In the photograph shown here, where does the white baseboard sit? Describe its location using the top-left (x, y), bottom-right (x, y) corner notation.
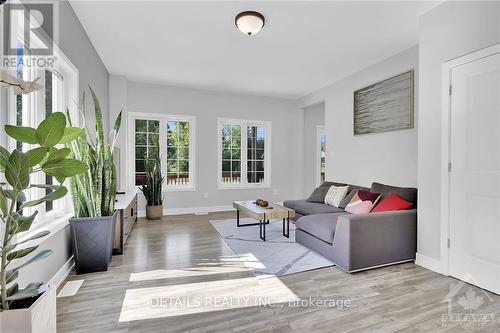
top-left (415, 252), bottom-right (444, 275)
top-left (47, 256), bottom-right (74, 290)
top-left (138, 205), bottom-right (235, 217)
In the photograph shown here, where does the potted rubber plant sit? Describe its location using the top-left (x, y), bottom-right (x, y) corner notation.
top-left (0, 112), bottom-right (88, 332)
top-left (66, 87), bottom-right (122, 274)
top-left (139, 135), bottom-right (164, 220)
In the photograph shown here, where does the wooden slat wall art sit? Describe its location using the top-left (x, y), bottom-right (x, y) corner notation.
top-left (353, 70), bottom-right (414, 135)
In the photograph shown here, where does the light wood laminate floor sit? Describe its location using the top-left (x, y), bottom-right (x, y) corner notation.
top-left (57, 212), bottom-right (500, 332)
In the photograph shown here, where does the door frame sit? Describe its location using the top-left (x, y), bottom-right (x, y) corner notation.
top-left (316, 125), bottom-right (326, 187)
top-left (440, 43), bottom-right (500, 275)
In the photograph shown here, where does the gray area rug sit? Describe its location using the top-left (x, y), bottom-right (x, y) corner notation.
top-left (210, 218), bottom-right (334, 276)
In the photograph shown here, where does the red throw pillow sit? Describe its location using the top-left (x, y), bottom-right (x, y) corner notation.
top-left (372, 193), bottom-right (413, 212)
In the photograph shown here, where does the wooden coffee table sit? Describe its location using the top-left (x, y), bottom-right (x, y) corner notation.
top-left (232, 201), bottom-right (295, 241)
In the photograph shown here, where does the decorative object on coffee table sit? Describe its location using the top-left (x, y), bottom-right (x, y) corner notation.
top-left (233, 201), bottom-right (295, 241)
top-left (259, 200), bottom-right (269, 207)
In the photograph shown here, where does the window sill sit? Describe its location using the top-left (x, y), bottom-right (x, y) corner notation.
top-left (165, 186), bottom-right (196, 192)
top-left (17, 213), bottom-right (73, 243)
top-left (136, 186), bottom-right (196, 193)
top-left (217, 185), bottom-right (271, 191)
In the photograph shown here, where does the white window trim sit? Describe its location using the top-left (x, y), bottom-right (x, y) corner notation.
top-left (3, 43), bottom-right (79, 236)
top-left (316, 125), bottom-right (326, 187)
top-left (37, 67), bottom-right (66, 220)
top-left (127, 112), bottom-right (196, 192)
top-left (217, 117), bottom-right (271, 190)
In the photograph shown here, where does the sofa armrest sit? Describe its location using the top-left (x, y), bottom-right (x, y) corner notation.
top-left (331, 209), bottom-right (417, 272)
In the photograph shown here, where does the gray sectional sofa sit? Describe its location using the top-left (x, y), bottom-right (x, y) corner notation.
top-left (284, 181), bottom-right (417, 273)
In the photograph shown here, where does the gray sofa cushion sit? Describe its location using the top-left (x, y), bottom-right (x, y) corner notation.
top-left (320, 181), bottom-right (348, 188)
top-left (295, 213), bottom-right (349, 244)
top-left (306, 187), bottom-right (330, 203)
top-left (283, 200), bottom-right (345, 216)
top-left (371, 182), bottom-right (418, 207)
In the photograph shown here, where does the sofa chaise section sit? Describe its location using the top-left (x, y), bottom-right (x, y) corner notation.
top-left (295, 212), bottom-right (348, 244)
top-left (295, 209), bottom-right (417, 272)
top-left (282, 200), bottom-right (345, 220)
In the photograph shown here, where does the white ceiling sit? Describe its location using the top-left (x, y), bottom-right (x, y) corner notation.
top-left (70, 1), bottom-right (439, 99)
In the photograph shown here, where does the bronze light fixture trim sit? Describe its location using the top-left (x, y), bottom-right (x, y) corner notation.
top-left (235, 11), bottom-right (265, 36)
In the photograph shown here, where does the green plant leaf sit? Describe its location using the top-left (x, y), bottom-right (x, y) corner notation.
top-left (42, 159), bottom-right (88, 180)
top-left (10, 211), bottom-right (38, 233)
top-left (89, 86), bottom-right (105, 145)
top-left (65, 88), bottom-right (122, 218)
top-left (109, 111), bottom-right (122, 151)
top-left (5, 150), bottom-right (30, 190)
top-left (0, 187), bottom-right (7, 217)
top-left (6, 282), bottom-right (44, 301)
top-left (7, 283), bottom-right (18, 297)
top-left (6, 250), bottom-right (52, 275)
top-left (65, 108), bottom-right (74, 127)
top-left (29, 184), bottom-right (60, 190)
top-left (4, 189), bottom-right (26, 203)
top-left (4, 125), bottom-right (38, 144)
top-left (25, 147), bottom-right (48, 167)
top-left (47, 148), bottom-right (71, 162)
top-left (59, 127), bottom-right (82, 144)
top-left (6, 270), bottom-right (19, 284)
top-left (20, 186), bottom-right (67, 209)
top-left (0, 146), bottom-right (10, 172)
top-left (10, 231), bottom-right (50, 249)
top-left (7, 246), bottom-right (38, 261)
top-left (35, 112), bottom-right (66, 147)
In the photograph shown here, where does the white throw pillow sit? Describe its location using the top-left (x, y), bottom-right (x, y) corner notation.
top-left (324, 185), bottom-right (349, 207)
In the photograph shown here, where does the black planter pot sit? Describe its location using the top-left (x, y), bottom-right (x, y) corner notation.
top-left (69, 212), bottom-right (116, 274)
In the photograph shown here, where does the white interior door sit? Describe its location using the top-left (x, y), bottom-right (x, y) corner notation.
top-left (449, 51), bottom-right (500, 294)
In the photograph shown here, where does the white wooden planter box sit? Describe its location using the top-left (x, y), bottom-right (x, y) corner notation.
top-left (0, 287), bottom-right (56, 333)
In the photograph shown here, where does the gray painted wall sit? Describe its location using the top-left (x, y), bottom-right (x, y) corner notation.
top-left (16, 1), bottom-right (110, 288)
top-left (417, 1), bottom-right (500, 262)
top-left (17, 226), bottom-right (72, 288)
top-left (113, 81), bottom-right (303, 211)
top-left (58, 1), bottom-right (110, 136)
top-left (302, 103), bottom-right (325, 197)
top-left (109, 75), bottom-right (128, 191)
top-left (298, 46), bottom-right (418, 189)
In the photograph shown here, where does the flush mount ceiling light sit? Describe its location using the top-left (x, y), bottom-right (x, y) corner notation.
top-left (235, 11), bottom-right (265, 36)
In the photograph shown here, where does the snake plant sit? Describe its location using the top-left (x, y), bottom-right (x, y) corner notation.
top-left (0, 113), bottom-right (88, 310)
top-left (66, 86), bottom-right (122, 218)
top-left (139, 135), bottom-right (164, 206)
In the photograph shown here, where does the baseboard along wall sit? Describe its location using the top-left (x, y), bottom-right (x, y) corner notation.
top-left (138, 205), bottom-right (236, 217)
top-left (415, 252), bottom-right (444, 275)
